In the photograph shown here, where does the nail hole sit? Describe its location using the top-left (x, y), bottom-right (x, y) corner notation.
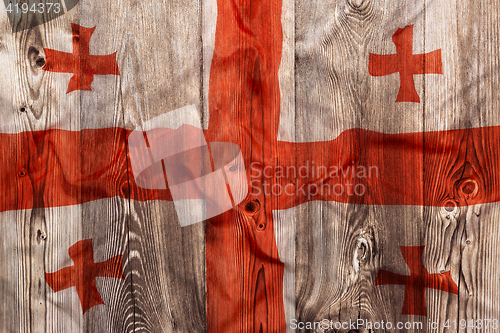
top-left (20, 107), bottom-right (26, 112)
top-left (256, 222), bottom-right (266, 231)
top-left (466, 240), bottom-right (471, 245)
top-left (18, 171), bottom-right (26, 177)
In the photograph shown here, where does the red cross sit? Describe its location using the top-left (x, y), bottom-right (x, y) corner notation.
top-left (203, 3), bottom-right (473, 330)
top-left (374, 246), bottom-right (458, 316)
top-left (42, 23), bottom-right (120, 94)
top-left (45, 239), bottom-right (125, 314)
top-left (15, 6), bottom-right (481, 332)
top-left (369, 25), bottom-right (443, 103)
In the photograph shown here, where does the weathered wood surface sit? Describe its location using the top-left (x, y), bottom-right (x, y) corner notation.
top-left (0, 0), bottom-right (499, 332)
top-left (0, 0), bottom-right (206, 332)
top-left (283, 0), bottom-right (500, 332)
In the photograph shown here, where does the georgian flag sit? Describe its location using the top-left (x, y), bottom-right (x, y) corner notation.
top-left (1, 0), bottom-right (499, 332)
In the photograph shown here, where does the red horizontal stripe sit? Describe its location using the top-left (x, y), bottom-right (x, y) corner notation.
top-left (0, 126), bottom-right (497, 214)
top-left (271, 126), bottom-right (495, 208)
top-left (0, 128), bottom-right (172, 213)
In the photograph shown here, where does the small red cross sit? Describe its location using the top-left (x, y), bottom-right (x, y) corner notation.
top-left (369, 25), bottom-right (443, 103)
top-left (375, 246), bottom-right (458, 316)
top-left (45, 239), bottom-right (125, 314)
top-left (43, 23), bottom-right (120, 94)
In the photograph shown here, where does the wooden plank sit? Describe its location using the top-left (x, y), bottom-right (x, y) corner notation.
top-left (0, 7), bottom-right (82, 333)
top-left (0, 0), bottom-right (207, 331)
top-left (422, 0), bottom-right (474, 329)
top-left (463, 0), bottom-right (500, 327)
top-left (205, 0), bottom-right (286, 330)
top-left (277, 0), bottom-right (295, 142)
top-left (126, 200), bottom-right (206, 332)
top-left (0, 211), bottom-right (27, 333)
top-left (289, 0), bottom-right (426, 330)
top-left (100, 0), bottom-right (207, 331)
top-left (285, 1), bottom-right (500, 333)
top-left (45, 199), bottom-right (130, 333)
top-left (424, 0), bottom-right (500, 330)
top-left (202, 0), bottom-right (217, 129)
top-left (114, 0), bottom-right (207, 331)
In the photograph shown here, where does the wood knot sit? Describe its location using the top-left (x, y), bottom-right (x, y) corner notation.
top-left (353, 229), bottom-right (375, 274)
top-left (244, 199), bottom-right (260, 215)
top-left (348, 0), bottom-right (364, 8)
top-left (345, 0), bottom-right (371, 14)
top-left (356, 239), bottom-right (368, 262)
top-left (28, 46), bottom-right (46, 70)
top-left (242, 198), bottom-right (264, 230)
top-left (37, 229), bottom-right (47, 241)
top-left (456, 178), bottom-right (479, 201)
top-left (120, 182), bottom-right (130, 197)
top-left (444, 199), bottom-right (458, 212)
top-left (450, 163), bottom-right (480, 202)
top-left (36, 57), bottom-right (46, 67)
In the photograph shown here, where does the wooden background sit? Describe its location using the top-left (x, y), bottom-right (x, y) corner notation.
top-left (0, 0), bottom-right (499, 332)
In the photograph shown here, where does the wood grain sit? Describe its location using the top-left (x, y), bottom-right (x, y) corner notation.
top-left (2, 0), bottom-right (500, 332)
top-left (116, 0), bottom-right (206, 331)
top-left (0, 0), bottom-right (207, 332)
top-left (284, 0), bottom-right (500, 332)
top-left (205, 0), bottom-right (286, 330)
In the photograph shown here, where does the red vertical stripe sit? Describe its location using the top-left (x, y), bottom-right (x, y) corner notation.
top-left (205, 0), bottom-right (286, 330)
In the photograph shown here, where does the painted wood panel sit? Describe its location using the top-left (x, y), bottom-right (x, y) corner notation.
top-left (1, 0), bottom-right (500, 332)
